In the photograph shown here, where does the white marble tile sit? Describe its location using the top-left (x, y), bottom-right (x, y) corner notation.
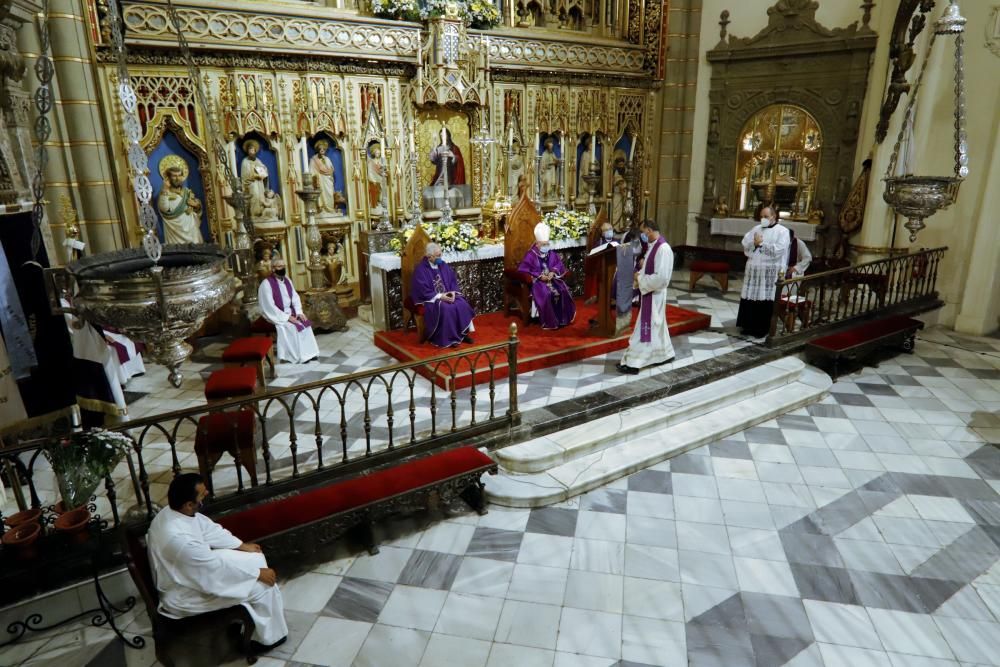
top-left (734, 556), bottom-right (798, 597)
top-left (555, 607), bottom-right (622, 659)
top-left (419, 634), bottom-right (491, 667)
top-left (292, 616), bottom-right (371, 666)
top-left (516, 533), bottom-right (574, 568)
top-left (378, 585), bottom-right (449, 631)
top-left (563, 569), bottom-right (624, 614)
top-left (623, 576), bottom-right (684, 621)
top-left (678, 549), bottom-right (738, 589)
top-left (867, 608), bottom-right (955, 660)
top-left (353, 624), bottom-right (431, 667)
top-left (933, 616), bottom-right (1000, 664)
top-left (569, 537), bottom-right (626, 574)
top-left (818, 642), bottom-right (893, 667)
top-left (451, 557), bottom-right (515, 599)
top-left (506, 564), bottom-right (568, 606)
top-left (493, 599), bottom-right (562, 649)
top-left (804, 600), bottom-right (882, 650)
top-left (674, 495), bottom-right (725, 524)
top-left (621, 615), bottom-right (686, 666)
top-left (575, 510), bottom-right (626, 541)
top-left (485, 643), bottom-right (555, 667)
top-left (415, 521), bottom-right (477, 555)
top-left (626, 490), bottom-right (675, 519)
top-left (280, 572), bottom-right (343, 613)
top-left (624, 543), bottom-right (680, 582)
top-left (346, 545), bottom-right (414, 582)
top-left (433, 592), bottom-right (504, 642)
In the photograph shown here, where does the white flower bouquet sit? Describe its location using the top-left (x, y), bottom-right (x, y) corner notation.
top-left (541, 209), bottom-right (593, 241)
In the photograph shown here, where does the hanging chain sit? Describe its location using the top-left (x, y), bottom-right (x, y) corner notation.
top-left (162, 0), bottom-right (253, 242)
top-left (29, 0), bottom-right (54, 260)
top-left (952, 31), bottom-right (967, 179)
top-left (105, 0), bottom-right (160, 263)
top-left (885, 31), bottom-right (938, 180)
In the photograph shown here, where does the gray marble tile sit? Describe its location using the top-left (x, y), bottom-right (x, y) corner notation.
top-left (525, 507), bottom-right (579, 537)
top-left (465, 527), bottom-right (523, 562)
top-left (670, 453), bottom-right (715, 476)
top-left (832, 392), bottom-right (875, 407)
top-left (780, 532), bottom-right (844, 568)
top-left (624, 470), bottom-right (673, 496)
top-left (580, 488), bottom-right (629, 513)
top-left (743, 427), bottom-right (786, 445)
top-left (397, 550), bottom-right (463, 590)
top-left (323, 577), bottom-right (394, 622)
top-left (709, 440), bottom-right (753, 460)
top-left (788, 563), bottom-right (859, 605)
top-left (741, 591), bottom-right (812, 641)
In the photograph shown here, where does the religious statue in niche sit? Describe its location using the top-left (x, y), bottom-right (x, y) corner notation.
top-left (366, 140), bottom-right (387, 216)
top-left (321, 240), bottom-right (347, 287)
top-left (156, 155), bottom-right (204, 245)
top-left (310, 139), bottom-right (347, 216)
top-left (254, 243), bottom-right (273, 282)
top-left (240, 138), bottom-right (282, 223)
top-left (539, 136), bottom-right (559, 201)
top-left (577, 133), bottom-right (601, 195)
top-left (425, 126), bottom-right (470, 210)
top-left (610, 149), bottom-right (628, 232)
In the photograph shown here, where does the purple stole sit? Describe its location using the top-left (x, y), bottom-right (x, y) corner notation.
top-left (639, 237), bottom-right (666, 343)
top-left (267, 275), bottom-right (312, 331)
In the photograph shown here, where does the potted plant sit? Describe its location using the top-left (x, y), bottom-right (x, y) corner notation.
top-left (467, 0), bottom-right (500, 29)
top-left (2, 521), bottom-right (41, 560)
top-left (44, 429), bottom-right (132, 542)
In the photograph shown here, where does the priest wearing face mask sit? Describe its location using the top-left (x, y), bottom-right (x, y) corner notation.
top-left (584, 222), bottom-right (619, 305)
top-left (410, 242), bottom-right (476, 347)
top-left (257, 256), bottom-right (320, 363)
top-left (617, 219), bottom-right (674, 374)
top-left (518, 222), bottom-right (576, 329)
top-left (146, 473), bottom-right (288, 654)
top-left (736, 204), bottom-right (790, 338)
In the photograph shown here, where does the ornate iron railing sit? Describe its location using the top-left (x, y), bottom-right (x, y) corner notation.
top-left (766, 247), bottom-right (947, 344)
top-left (0, 327), bottom-right (520, 538)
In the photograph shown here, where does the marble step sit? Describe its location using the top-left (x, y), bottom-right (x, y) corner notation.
top-left (485, 363), bottom-right (831, 508)
top-left (497, 356), bottom-right (807, 474)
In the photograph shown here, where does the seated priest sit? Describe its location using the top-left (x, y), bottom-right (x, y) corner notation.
top-left (257, 256), bottom-right (320, 364)
top-left (518, 222), bottom-right (576, 330)
top-left (411, 242), bottom-right (476, 347)
top-left (147, 473), bottom-right (288, 653)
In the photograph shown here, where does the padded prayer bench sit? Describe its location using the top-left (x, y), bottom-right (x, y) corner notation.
top-left (688, 259), bottom-right (729, 292)
top-left (195, 409), bottom-right (259, 495)
top-left (223, 337), bottom-right (276, 389)
top-left (805, 315), bottom-right (922, 379)
top-left (216, 446), bottom-right (497, 559)
top-left (122, 529), bottom-right (258, 667)
top-left (205, 367), bottom-right (259, 402)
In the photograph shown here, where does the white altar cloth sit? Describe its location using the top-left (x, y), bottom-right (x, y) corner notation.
top-left (369, 237), bottom-right (585, 272)
top-left (710, 217), bottom-right (818, 241)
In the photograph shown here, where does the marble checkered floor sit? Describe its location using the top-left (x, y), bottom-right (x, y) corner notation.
top-left (6, 325), bottom-right (1000, 667)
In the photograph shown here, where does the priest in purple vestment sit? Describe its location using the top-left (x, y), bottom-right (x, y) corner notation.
top-left (518, 223), bottom-right (576, 330)
top-left (410, 243), bottom-right (476, 347)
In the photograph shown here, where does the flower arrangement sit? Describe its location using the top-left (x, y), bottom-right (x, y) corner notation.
top-left (389, 222), bottom-right (484, 255)
top-left (420, 0), bottom-right (465, 20)
top-left (466, 0), bottom-right (501, 28)
top-left (372, 0), bottom-right (421, 21)
top-left (45, 429), bottom-right (133, 509)
top-left (541, 209), bottom-right (593, 241)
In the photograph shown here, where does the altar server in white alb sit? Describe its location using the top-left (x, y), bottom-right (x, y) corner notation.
top-left (147, 473), bottom-right (288, 652)
top-left (257, 256), bottom-right (319, 364)
top-left (736, 205), bottom-right (790, 338)
top-left (618, 219), bottom-right (674, 374)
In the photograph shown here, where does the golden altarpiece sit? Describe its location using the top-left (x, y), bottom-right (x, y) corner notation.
top-left (13, 0), bottom-right (674, 311)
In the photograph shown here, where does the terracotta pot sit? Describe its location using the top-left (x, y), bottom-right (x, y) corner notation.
top-left (54, 506), bottom-right (91, 544)
top-left (4, 508), bottom-right (42, 528)
top-left (2, 521), bottom-right (41, 560)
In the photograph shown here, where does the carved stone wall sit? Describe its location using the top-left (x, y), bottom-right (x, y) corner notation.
top-left (701, 0), bottom-right (876, 247)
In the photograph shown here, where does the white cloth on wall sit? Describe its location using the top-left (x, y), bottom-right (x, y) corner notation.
top-left (147, 508), bottom-right (288, 646)
top-left (621, 241), bottom-right (675, 369)
top-left (740, 223), bottom-right (791, 302)
top-left (257, 278), bottom-right (319, 364)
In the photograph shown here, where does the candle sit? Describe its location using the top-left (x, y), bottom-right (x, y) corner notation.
top-left (440, 125), bottom-right (447, 147)
top-left (536, 130), bottom-right (541, 153)
top-left (416, 32), bottom-right (423, 92)
top-left (300, 137), bottom-right (310, 175)
top-left (507, 124), bottom-right (513, 148)
top-left (628, 138), bottom-right (636, 163)
top-left (559, 134), bottom-right (564, 158)
top-left (227, 140), bottom-right (237, 175)
top-left (409, 130), bottom-right (415, 155)
top-left (591, 129), bottom-right (597, 161)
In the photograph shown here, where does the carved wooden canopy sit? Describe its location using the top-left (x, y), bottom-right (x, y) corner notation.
top-left (702, 0), bottom-right (877, 227)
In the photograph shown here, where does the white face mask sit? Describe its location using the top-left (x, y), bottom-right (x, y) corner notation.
top-left (602, 230), bottom-right (613, 240)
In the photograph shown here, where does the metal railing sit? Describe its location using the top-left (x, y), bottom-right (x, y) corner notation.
top-left (0, 327), bottom-right (520, 533)
top-left (767, 247), bottom-right (947, 344)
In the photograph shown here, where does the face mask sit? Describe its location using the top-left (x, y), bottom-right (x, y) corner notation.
top-left (275, 269), bottom-right (286, 278)
top-left (539, 245), bottom-right (550, 255)
top-left (640, 233), bottom-right (649, 243)
top-left (435, 258), bottom-right (444, 266)
top-left (602, 230), bottom-right (613, 240)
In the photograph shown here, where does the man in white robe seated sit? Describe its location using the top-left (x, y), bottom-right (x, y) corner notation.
top-left (617, 219), bottom-right (675, 374)
top-left (257, 256), bottom-right (319, 364)
top-left (147, 473), bottom-right (288, 653)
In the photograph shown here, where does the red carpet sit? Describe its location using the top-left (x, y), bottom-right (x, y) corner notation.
top-left (374, 300), bottom-right (711, 390)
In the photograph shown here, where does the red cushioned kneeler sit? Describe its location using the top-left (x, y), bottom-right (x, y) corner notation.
top-left (689, 260), bottom-right (729, 293)
top-left (250, 317), bottom-right (276, 336)
top-left (223, 337), bottom-right (275, 388)
top-left (217, 446), bottom-right (495, 543)
top-left (811, 315), bottom-right (919, 353)
top-left (195, 410), bottom-right (257, 493)
top-left (205, 366), bottom-right (258, 401)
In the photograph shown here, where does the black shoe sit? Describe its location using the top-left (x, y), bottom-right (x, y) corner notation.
top-left (616, 363), bottom-right (639, 375)
top-left (462, 335), bottom-right (474, 344)
top-left (250, 636), bottom-right (287, 654)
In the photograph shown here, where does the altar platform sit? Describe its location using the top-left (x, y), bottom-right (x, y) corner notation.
top-left (373, 299), bottom-right (711, 390)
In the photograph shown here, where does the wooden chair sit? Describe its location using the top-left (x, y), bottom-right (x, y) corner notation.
top-left (122, 528), bottom-right (258, 666)
top-left (400, 225), bottom-right (432, 342)
top-left (502, 192), bottom-right (542, 324)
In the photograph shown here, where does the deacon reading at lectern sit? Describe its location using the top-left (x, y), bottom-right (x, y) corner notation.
top-left (257, 256), bottom-right (320, 364)
top-left (518, 222), bottom-right (576, 330)
top-left (411, 243), bottom-right (476, 347)
top-left (617, 220), bottom-right (674, 374)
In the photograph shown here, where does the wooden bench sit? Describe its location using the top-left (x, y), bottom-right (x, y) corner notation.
top-left (122, 529), bottom-right (258, 667)
top-left (216, 446), bottom-right (497, 559)
top-left (805, 315), bottom-right (923, 379)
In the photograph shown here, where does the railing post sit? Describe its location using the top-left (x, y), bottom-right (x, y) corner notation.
top-left (507, 323), bottom-right (520, 425)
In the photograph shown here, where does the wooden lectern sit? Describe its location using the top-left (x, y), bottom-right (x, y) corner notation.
top-left (590, 243), bottom-right (620, 338)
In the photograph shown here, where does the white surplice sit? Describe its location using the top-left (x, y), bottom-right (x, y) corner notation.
top-left (621, 240), bottom-right (675, 369)
top-left (147, 508), bottom-right (288, 645)
top-left (104, 331), bottom-right (145, 385)
top-left (740, 223), bottom-right (791, 301)
top-left (257, 277), bottom-right (320, 364)
top-left (63, 304), bottom-right (127, 415)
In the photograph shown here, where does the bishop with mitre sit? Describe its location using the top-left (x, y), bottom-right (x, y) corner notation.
top-left (518, 222), bottom-right (576, 330)
top-left (257, 256), bottom-right (320, 364)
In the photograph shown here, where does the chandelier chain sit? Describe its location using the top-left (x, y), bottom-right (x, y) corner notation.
top-left (29, 0), bottom-right (54, 260)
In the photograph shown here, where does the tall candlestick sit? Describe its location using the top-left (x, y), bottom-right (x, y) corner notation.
top-left (409, 130), bottom-right (415, 155)
top-left (628, 137), bottom-right (636, 163)
top-left (591, 130), bottom-right (597, 161)
top-left (536, 130), bottom-right (541, 154)
top-left (227, 140), bottom-right (237, 176)
top-left (440, 125), bottom-right (447, 147)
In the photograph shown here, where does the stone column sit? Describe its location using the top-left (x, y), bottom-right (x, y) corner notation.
top-left (653, 0), bottom-right (701, 243)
